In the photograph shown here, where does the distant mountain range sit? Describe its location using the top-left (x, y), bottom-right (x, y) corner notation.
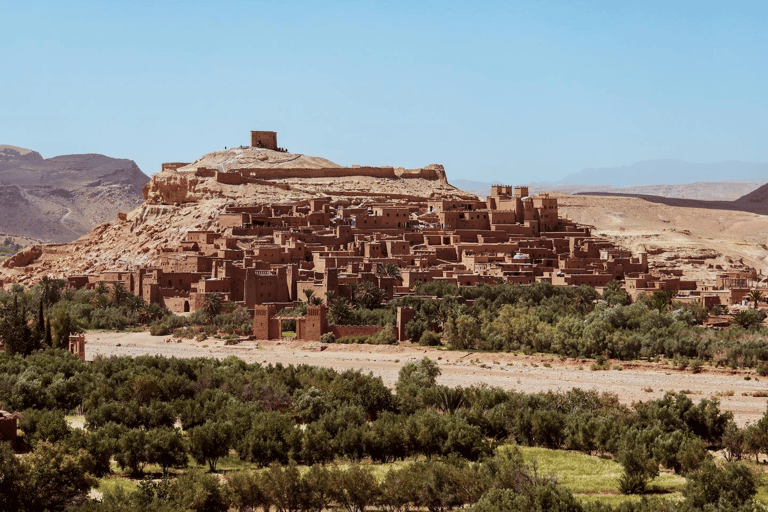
top-left (0, 145), bottom-right (149, 243)
top-left (552, 159), bottom-right (768, 188)
top-left (453, 159), bottom-right (768, 201)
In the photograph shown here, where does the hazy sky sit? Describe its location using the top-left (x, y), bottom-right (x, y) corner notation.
top-left (2, 1), bottom-right (766, 183)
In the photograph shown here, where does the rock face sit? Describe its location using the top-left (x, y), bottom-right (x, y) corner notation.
top-left (0, 145), bottom-right (472, 286)
top-left (0, 146), bottom-right (149, 243)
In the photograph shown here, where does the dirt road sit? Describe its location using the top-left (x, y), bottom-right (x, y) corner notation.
top-left (85, 331), bottom-right (768, 426)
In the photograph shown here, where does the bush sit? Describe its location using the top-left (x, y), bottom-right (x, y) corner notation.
top-left (336, 336), bottom-right (372, 344)
top-left (149, 314), bottom-right (189, 336)
top-left (371, 324), bottom-right (397, 345)
top-left (683, 460), bottom-right (759, 509)
top-left (18, 409), bottom-right (71, 445)
top-left (173, 472), bottom-right (229, 512)
top-left (617, 431), bottom-right (659, 494)
top-left (419, 330), bottom-right (442, 346)
top-left (320, 333), bottom-right (336, 343)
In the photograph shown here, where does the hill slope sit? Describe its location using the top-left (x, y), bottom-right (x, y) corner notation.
top-left (0, 146), bottom-right (149, 242)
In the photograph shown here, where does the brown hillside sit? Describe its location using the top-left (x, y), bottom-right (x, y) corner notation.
top-left (555, 192), bottom-right (768, 283)
top-left (0, 147), bottom-right (149, 243)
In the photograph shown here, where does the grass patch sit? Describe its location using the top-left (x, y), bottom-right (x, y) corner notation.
top-left (755, 484), bottom-right (768, 506)
top-left (65, 414), bottom-right (86, 430)
top-left (97, 475), bottom-right (140, 495)
top-left (512, 446), bottom-right (685, 505)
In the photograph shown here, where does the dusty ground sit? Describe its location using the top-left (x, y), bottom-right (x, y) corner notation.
top-left (86, 331), bottom-right (768, 427)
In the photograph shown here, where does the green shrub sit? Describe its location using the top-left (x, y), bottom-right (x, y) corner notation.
top-left (336, 336), bottom-right (372, 344)
top-left (419, 330), bottom-right (442, 346)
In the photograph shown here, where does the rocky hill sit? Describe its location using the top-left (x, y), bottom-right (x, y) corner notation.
top-left (0, 145), bottom-right (149, 243)
top-left (0, 145), bottom-right (473, 286)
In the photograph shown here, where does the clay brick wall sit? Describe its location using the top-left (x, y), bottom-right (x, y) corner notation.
top-left (396, 168), bottom-right (444, 180)
top-left (232, 166), bottom-right (398, 181)
top-left (194, 167), bottom-right (217, 177)
top-left (68, 334), bottom-right (86, 360)
top-left (331, 325), bottom-right (384, 338)
top-left (163, 296), bottom-right (192, 313)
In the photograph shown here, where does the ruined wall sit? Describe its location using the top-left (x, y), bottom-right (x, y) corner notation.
top-left (68, 334), bottom-right (86, 361)
top-left (217, 166), bottom-right (446, 182)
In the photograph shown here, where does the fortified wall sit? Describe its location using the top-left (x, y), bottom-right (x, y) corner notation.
top-left (205, 165), bottom-right (446, 182)
top-left (143, 165), bottom-right (448, 204)
top-left (142, 130), bottom-right (448, 205)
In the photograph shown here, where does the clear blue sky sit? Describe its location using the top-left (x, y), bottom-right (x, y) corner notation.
top-left (2, 1), bottom-right (766, 183)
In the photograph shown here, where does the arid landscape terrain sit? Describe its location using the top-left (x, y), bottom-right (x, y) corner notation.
top-left (554, 192), bottom-right (768, 283)
top-left (0, 145), bottom-right (148, 243)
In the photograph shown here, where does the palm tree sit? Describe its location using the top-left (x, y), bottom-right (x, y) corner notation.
top-left (377, 263), bottom-right (402, 282)
top-left (203, 293), bottom-right (224, 322)
top-left (303, 289), bottom-right (316, 303)
top-left (344, 282), bottom-right (359, 302)
top-left (749, 290), bottom-right (763, 309)
top-left (355, 282), bottom-right (385, 309)
top-left (328, 298), bottom-right (353, 325)
top-left (111, 282), bottom-right (129, 307)
top-left (433, 386), bottom-right (467, 414)
top-left (39, 275), bottom-right (62, 307)
top-left (731, 308), bottom-right (765, 329)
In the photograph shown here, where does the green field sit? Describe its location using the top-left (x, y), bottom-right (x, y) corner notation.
top-left (515, 446), bottom-right (685, 506)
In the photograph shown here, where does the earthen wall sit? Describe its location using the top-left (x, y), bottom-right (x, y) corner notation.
top-left (331, 325), bottom-right (384, 338)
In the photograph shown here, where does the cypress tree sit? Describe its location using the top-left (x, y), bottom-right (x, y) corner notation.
top-left (0, 295), bottom-right (35, 356)
top-left (35, 299), bottom-right (45, 342)
top-left (44, 317), bottom-right (53, 347)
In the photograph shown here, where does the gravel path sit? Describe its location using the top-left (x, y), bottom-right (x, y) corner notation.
top-left (86, 331), bottom-right (768, 426)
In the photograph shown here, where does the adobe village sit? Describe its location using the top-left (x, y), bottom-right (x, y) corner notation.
top-left (4, 131), bottom-right (768, 511)
top-left (1, 131), bottom-right (761, 342)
